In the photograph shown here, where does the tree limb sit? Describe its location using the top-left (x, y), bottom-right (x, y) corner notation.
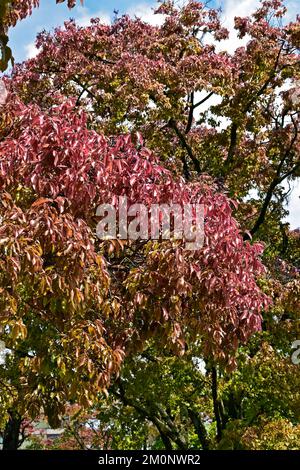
top-left (168, 118), bottom-right (202, 174)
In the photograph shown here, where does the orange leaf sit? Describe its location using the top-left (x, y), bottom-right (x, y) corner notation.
top-left (32, 197), bottom-right (52, 207)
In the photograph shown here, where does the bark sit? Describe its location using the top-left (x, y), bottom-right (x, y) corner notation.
top-left (187, 408), bottom-right (210, 450)
top-left (211, 366), bottom-right (223, 442)
top-left (2, 410), bottom-right (22, 450)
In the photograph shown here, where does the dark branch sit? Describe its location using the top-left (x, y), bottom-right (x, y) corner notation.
top-left (225, 122), bottom-right (238, 166)
top-left (226, 43), bottom-right (286, 167)
top-left (168, 118), bottom-right (202, 175)
top-left (84, 53), bottom-right (116, 66)
top-left (185, 91), bottom-right (194, 134)
top-left (211, 366), bottom-right (223, 442)
top-left (193, 91), bottom-right (214, 110)
top-left (187, 408), bottom-right (210, 450)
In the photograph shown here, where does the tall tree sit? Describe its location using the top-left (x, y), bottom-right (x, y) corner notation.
top-left (0, 0), bottom-right (299, 450)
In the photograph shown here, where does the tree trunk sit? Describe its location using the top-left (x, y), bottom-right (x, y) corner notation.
top-left (187, 408), bottom-right (210, 450)
top-left (211, 366), bottom-right (223, 442)
top-left (2, 410), bottom-right (22, 450)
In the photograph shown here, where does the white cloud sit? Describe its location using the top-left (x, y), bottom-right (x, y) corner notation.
top-left (221, 0), bottom-right (259, 28)
top-left (215, 0), bottom-right (299, 53)
top-left (214, 0), bottom-right (260, 53)
top-left (25, 42), bottom-right (39, 59)
top-left (126, 3), bottom-right (165, 26)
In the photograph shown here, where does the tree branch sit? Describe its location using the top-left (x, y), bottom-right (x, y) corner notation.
top-left (168, 118), bottom-right (202, 175)
top-left (211, 366), bottom-right (223, 442)
top-left (225, 43), bottom-right (286, 167)
top-left (187, 408), bottom-right (210, 450)
top-left (185, 91), bottom-right (194, 134)
top-left (113, 379), bottom-right (187, 450)
top-left (193, 91), bottom-right (214, 110)
top-left (247, 117), bottom-right (299, 238)
top-left (185, 91), bottom-right (214, 134)
top-left (226, 122), bottom-right (238, 166)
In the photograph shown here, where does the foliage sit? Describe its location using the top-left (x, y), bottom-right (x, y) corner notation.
top-left (0, 1), bottom-right (82, 71)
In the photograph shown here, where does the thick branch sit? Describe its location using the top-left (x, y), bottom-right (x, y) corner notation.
top-left (168, 118), bottom-right (202, 174)
top-left (193, 91), bottom-right (214, 110)
top-left (185, 91), bottom-right (194, 134)
top-left (181, 154), bottom-right (191, 180)
top-left (226, 122), bottom-right (238, 165)
top-left (73, 77), bottom-right (99, 103)
top-left (248, 178), bottom-right (279, 238)
top-left (187, 408), bottom-right (210, 450)
top-left (211, 366), bottom-right (223, 442)
top-left (114, 380), bottom-right (186, 450)
top-left (185, 91), bottom-right (214, 134)
top-left (84, 53), bottom-right (116, 66)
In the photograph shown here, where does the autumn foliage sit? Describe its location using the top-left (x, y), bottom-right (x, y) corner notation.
top-left (0, 0), bottom-right (299, 451)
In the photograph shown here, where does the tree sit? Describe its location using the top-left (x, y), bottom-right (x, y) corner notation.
top-left (0, 87), bottom-right (269, 447)
top-left (0, 1), bottom-right (82, 71)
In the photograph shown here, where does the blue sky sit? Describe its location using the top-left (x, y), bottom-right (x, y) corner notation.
top-left (7, 0), bottom-right (300, 228)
